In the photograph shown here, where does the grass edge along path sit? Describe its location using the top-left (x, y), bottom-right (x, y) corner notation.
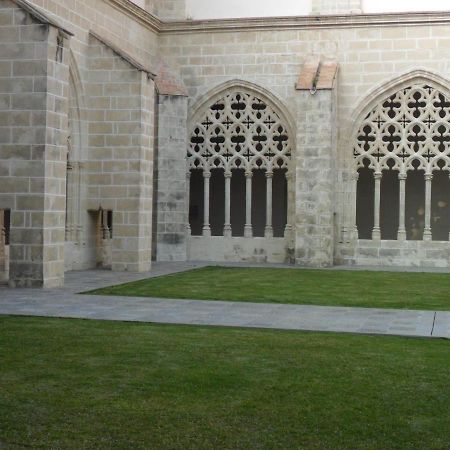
top-left (1, 316), bottom-right (449, 449)
top-left (86, 266), bottom-right (450, 311)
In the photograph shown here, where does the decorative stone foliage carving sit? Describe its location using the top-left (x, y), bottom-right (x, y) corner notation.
top-left (354, 84), bottom-right (450, 174)
top-left (188, 90), bottom-right (291, 173)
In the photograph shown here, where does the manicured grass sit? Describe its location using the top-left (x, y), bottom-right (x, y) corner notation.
top-left (88, 266), bottom-right (450, 310)
top-left (1, 316), bottom-right (449, 449)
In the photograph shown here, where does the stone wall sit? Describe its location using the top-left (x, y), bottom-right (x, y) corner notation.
top-left (0, 0), bottom-right (69, 287)
top-left (86, 33), bottom-right (154, 272)
top-left (159, 18), bottom-right (450, 266)
top-left (153, 0), bottom-right (185, 20)
top-left (295, 87), bottom-right (338, 267)
top-left (153, 94), bottom-right (188, 261)
top-left (340, 240), bottom-right (450, 268)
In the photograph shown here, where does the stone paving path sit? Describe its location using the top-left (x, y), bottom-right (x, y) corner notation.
top-left (0, 262), bottom-right (449, 339)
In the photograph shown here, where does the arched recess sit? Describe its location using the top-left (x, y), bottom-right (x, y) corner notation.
top-left (350, 70), bottom-right (450, 242)
top-left (187, 80), bottom-right (295, 238)
top-left (65, 51), bottom-right (94, 270)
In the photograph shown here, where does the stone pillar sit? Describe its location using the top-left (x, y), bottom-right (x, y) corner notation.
top-left (0, 1), bottom-right (72, 287)
top-left (372, 172), bottom-right (382, 240)
top-left (224, 172), bottom-right (232, 237)
top-left (295, 60), bottom-right (339, 267)
top-left (153, 93), bottom-right (189, 261)
top-left (265, 172), bottom-right (273, 238)
top-left (244, 171), bottom-right (253, 238)
top-left (202, 172), bottom-right (211, 237)
top-left (87, 33), bottom-right (155, 272)
top-left (398, 173), bottom-right (407, 241)
top-left (424, 173), bottom-right (433, 241)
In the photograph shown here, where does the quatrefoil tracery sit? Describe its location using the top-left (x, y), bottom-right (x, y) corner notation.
top-left (188, 91), bottom-right (291, 172)
top-left (355, 84), bottom-right (450, 173)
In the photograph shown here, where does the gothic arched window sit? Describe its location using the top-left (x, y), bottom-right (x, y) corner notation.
top-left (354, 84), bottom-right (450, 241)
top-left (187, 89), bottom-right (292, 238)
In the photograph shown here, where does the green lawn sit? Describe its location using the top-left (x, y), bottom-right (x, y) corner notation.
top-left (0, 316), bottom-right (449, 449)
top-left (88, 266), bottom-right (450, 310)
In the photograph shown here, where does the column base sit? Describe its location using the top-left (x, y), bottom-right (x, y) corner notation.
top-left (397, 229), bottom-right (406, 241)
top-left (244, 225), bottom-right (253, 238)
top-left (264, 227), bottom-right (273, 238)
top-left (423, 229), bottom-right (432, 241)
top-left (223, 225), bottom-right (232, 237)
top-left (202, 226), bottom-right (211, 237)
top-left (372, 228), bottom-right (381, 240)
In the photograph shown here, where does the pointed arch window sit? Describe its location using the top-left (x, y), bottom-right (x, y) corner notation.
top-left (187, 89), bottom-right (292, 238)
top-left (354, 84), bottom-right (450, 241)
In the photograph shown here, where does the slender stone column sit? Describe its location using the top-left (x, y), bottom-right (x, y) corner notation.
top-left (284, 171), bottom-right (293, 238)
top-left (348, 171), bottom-right (359, 241)
top-left (244, 171), bottom-right (253, 238)
top-left (186, 171), bottom-right (191, 236)
top-left (0, 211), bottom-right (5, 274)
top-left (424, 173), bottom-right (433, 241)
top-left (202, 171), bottom-right (211, 237)
top-left (265, 171), bottom-right (273, 238)
top-left (75, 161), bottom-right (83, 243)
top-left (397, 173), bottom-right (407, 241)
top-left (101, 209), bottom-right (110, 240)
top-left (65, 162), bottom-right (73, 241)
top-left (224, 171), bottom-right (232, 237)
top-left (372, 172), bottom-right (382, 240)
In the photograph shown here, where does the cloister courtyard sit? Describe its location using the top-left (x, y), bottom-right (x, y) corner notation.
top-left (1, 263), bottom-right (449, 449)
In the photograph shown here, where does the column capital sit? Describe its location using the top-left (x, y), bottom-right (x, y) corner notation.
top-left (374, 172), bottom-right (382, 179)
top-left (245, 171), bottom-right (253, 178)
top-left (424, 173), bottom-right (433, 181)
top-left (265, 171), bottom-right (273, 179)
top-left (398, 173), bottom-right (407, 181)
top-left (203, 171), bottom-right (211, 179)
top-left (224, 171), bottom-right (232, 178)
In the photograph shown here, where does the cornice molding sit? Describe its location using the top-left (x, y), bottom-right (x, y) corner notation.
top-left (103, 0), bottom-right (450, 35)
top-left (163, 11), bottom-right (450, 34)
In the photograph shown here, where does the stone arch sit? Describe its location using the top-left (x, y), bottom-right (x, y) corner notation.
top-left (350, 69), bottom-right (450, 241)
top-left (65, 52), bottom-right (94, 270)
top-left (189, 79), bottom-right (296, 144)
top-left (68, 50), bottom-right (87, 161)
top-left (187, 80), bottom-right (294, 239)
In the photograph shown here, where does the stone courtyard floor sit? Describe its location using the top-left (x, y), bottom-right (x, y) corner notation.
top-left (0, 262), bottom-right (449, 339)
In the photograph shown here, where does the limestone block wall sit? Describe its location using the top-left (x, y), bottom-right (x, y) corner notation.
top-left (154, 94), bottom-right (188, 261)
top-left (152, 0), bottom-right (186, 20)
top-left (86, 34), bottom-right (154, 272)
top-left (28, 0), bottom-right (159, 65)
top-left (160, 18), bottom-right (450, 266)
top-left (295, 89), bottom-right (337, 267)
top-left (0, 1), bottom-right (69, 287)
top-left (340, 240), bottom-right (450, 268)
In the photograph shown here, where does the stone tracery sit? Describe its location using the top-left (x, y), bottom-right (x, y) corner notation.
top-left (188, 91), bottom-right (291, 174)
top-left (353, 83), bottom-right (450, 241)
top-left (354, 84), bottom-right (450, 173)
top-left (188, 89), bottom-right (292, 238)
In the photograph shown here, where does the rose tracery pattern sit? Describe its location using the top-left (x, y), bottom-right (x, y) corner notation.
top-left (354, 84), bottom-right (450, 172)
top-left (188, 91), bottom-right (291, 172)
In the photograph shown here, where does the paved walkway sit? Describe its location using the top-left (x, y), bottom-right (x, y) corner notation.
top-left (0, 262), bottom-right (449, 339)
